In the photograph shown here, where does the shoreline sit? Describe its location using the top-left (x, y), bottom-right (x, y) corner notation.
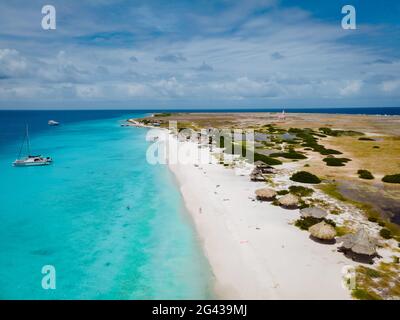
top-left (137, 111), bottom-right (400, 300)
top-left (160, 132), bottom-right (353, 299)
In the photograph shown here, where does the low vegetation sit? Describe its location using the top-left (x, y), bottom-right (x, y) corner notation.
top-left (290, 171), bottom-right (321, 184)
top-left (295, 216), bottom-right (336, 230)
top-left (226, 142), bottom-right (283, 166)
top-left (322, 157), bottom-right (351, 167)
top-left (253, 152), bottom-right (282, 166)
top-left (270, 148), bottom-right (307, 160)
top-left (382, 174), bottom-right (400, 184)
top-left (357, 170), bottom-right (374, 180)
top-left (352, 263), bottom-right (400, 300)
top-left (288, 128), bottom-right (343, 156)
top-left (319, 127), bottom-right (364, 137)
top-left (358, 137), bottom-right (375, 141)
top-left (295, 217), bottom-right (322, 230)
top-left (335, 225), bottom-right (352, 236)
top-left (276, 190), bottom-right (289, 196)
top-left (380, 228), bottom-right (393, 239)
top-left (289, 185), bottom-right (314, 197)
top-left (154, 113), bottom-right (172, 117)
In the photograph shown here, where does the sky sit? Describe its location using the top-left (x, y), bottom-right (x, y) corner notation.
top-left (0, 0), bottom-right (399, 109)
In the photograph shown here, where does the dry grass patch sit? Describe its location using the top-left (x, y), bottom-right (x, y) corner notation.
top-left (352, 262), bottom-right (400, 300)
top-left (326, 136), bottom-right (400, 177)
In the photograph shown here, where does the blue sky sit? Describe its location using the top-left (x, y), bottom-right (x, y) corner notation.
top-left (0, 0), bottom-right (399, 109)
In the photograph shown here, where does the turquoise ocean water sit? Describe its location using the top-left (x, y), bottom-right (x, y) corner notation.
top-left (0, 111), bottom-right (213, 299)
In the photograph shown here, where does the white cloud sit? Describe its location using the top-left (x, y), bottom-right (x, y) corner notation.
top-left (339, 80), bottom-right (363, 96)
top-left (381, 80), bottom-right (400, 93)
top-left (0, 49), bottom-right (28, 77)
top-left (0, 1), bottom-right (399, 107)
top-left (75, 85), bottom-right (102, 98)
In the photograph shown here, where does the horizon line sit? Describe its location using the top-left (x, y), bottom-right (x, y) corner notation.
top-left (1, 106), bottom-right (400, 112)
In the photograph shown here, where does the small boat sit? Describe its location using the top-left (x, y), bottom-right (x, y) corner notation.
top-left (48, 120), bottom-right (59, 126)
top-left (13, 155), bottom-right (52, 167)
top-left (13, 125), bottom-right (52, 167)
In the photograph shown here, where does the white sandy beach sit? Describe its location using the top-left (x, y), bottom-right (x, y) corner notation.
top-left (149, 130), bottom-right (356, 300)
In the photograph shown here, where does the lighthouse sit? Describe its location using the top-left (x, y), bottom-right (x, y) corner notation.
top-left (277, 109), bottom-right (286, 121)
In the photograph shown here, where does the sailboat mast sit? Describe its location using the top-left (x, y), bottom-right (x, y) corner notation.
top-left (26, 124), bottom-right (30, 156)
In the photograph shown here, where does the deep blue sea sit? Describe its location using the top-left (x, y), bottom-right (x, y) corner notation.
top-left (0, 110), bottom-right (213, 299)
top-left (151, 107), bottom-right (400, 115)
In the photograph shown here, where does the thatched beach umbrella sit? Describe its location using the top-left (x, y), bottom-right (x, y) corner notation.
top-left (300, 207), bottom-right (328, 219)
top-left (278, 194), bottom-right (299, 209)
top-left (338, 228), bottom-right (377, 256)
top-left (309, 221), bottom-right (336, 240)
top-left (255, 188), bottom-right (277, 201)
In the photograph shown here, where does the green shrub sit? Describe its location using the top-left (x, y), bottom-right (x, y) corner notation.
top-left (368, 217), bottom-right (378, 223)
top-left (231, 144), bottom-right (283, 166)
top-left (380, 228), bottom-right (393, 239)
top-left (358, 137), bottom-right (375, 141)
top-left (295, 217), bottom-right (322, 230)
top-left (277, 190), bottom-right (289, 196)
top-left (270, 151), bottom-right (307, 160)
top-left (319, 127), bottom-right (364, 137)
top-left (325, 219), bottom-right (336, 227)
top-left (357, 170), bottom-right (374, 180)
top-left (289, 185), bottom-right (314, 197)
top-left (253, 152), bottom-right (282, 165)
top-left (382, 174), bottom-right (400, 184)
top-left (319, 148), bottom-right (343, 155)
top-left (271, 199), bottom-right (280, 206)
top-left (323, 157), bottom-right (351, 167)
top-left (313, 133), bottom-right (327, 138)
top-left (290, 171), bottom-right (321, 184)
top-left (290, 128), bottom-right (341, 155)
top-left (295, 217), bottom-right (335, 230)
top-left (378, 221), bottom-right (386, 227)
top-left (299, 202), bottom-right (309, 209)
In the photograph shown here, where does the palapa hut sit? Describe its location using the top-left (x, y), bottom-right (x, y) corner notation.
top-left (337, 228), bottom-right (377, 262)
top-left (309, 221), bottom-right (336, 241)
top-left (278, 194), bottom-right (299, 209)
top-left (300, 207), bottom-right (328, 219)
top-left (255, 188), bottom-right (277, 201)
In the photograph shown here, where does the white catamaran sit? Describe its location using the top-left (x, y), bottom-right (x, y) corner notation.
top-left (13, 125), bottom-right (52, 167)
top-left (48, 120), bottom-right (59, 126)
